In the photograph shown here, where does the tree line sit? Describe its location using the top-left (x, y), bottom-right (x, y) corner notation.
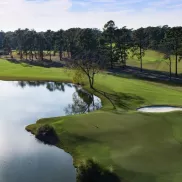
top-left (0, 20), bottom-right (182, 80)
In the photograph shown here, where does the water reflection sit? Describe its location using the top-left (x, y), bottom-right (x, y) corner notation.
top-left (65, 88), bottom-right (101, 115)
top-left (17, 81), bottom-right (66, 92)
top-left (0, 81), bottom-right (101, 182)
top-left (16, 81), bottom-right (101, 115)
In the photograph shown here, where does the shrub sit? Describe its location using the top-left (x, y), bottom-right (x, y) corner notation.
top-left (73, 70), bottom-right (85, 85)
top-left (77, 159), bottom-right (121, 182)
top-left (36, 124), bottom-right (59, 145)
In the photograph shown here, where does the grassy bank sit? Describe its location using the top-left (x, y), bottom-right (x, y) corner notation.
top-left (26, 75), bottom-right (182, 182)
top-left (27, 112), bottom-right (182, 182)
top-left (0, 58), bottom-right (72, 81)
top-left (0, 58), bottom-right (182, 182)
top-left (128, 50), bottom-right (182, 74)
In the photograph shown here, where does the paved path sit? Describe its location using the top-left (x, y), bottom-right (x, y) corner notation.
top-left (108, 66), bottom-right (182, 85)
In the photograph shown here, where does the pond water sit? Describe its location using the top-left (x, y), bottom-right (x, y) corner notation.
top-left (137, 106), bottom-right (182, 113)
top-left (0, 81), bottom-right (101, 182)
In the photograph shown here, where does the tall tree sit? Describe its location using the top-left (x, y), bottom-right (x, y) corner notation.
top-left (144, 25), bottom-right (169, 50)
top-left (67, 29), bottom-right (105, 89)
top-left (68, 50), bottom-right (104, 89)
top-left (55, 29), bottom-right (64, 61)
top-left (22, 29), bottom-right (31, 60)
top-left (166, 27), bottom-right (182, 76)
top-left (2, 35), bottom-right (13, 58)
top-left (132, 27), bottom-right (148, 72)
top-left (159, 40), bottom-right (173, 79)
top-left (114, 27), bottom-right (132, 68)
top-left (28, 30), bottom-right (37, 61)
top-left (79, 28), bottom-right (99, 51)
top-left (0, 31), bottom-right (4, 50)
top-left (103, 20), bottom-right (117, 69)
top-left (36, 32), bottom-right (46, 61)
top-left (15, 29), bottom-right (26, 60)
top-left (64, 28), bottom-right (81, 58)
top-left (44, 30), bottom-right (54, 61)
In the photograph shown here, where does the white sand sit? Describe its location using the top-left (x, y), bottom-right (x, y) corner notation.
top-left (137, 106), bottom-right (182, 113)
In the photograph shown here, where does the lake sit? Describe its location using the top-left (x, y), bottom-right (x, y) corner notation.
top-left (0, 81), bottom-right (101, 182)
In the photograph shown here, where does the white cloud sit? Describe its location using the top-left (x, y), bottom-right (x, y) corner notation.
top-left (0, 0), bottom-right (72, 30)
top-left (149, 0), bottom-right (173, 6)
top-left (166, 3), bottom-right (182, 8)
top-left (74, 1), bottom-right (89, 7)
top-left (0, 0), bottom-right (182, 31)
top-left (149, 0), bottom-right (182, 7)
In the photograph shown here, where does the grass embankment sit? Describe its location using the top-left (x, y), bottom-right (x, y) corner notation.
top-left (0, 58), bottom-right (182, 182)
top-left (27, 79), bottom-right (182, 182)
top-left (128, 50), bottom-right (182, 74)
top-left (0, 58), bottom-right (71, 81)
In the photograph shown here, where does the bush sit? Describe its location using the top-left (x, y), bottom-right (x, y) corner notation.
top-left (73, 70), bottom-right (85, 85)
top-left (77, 159), bottom-right (121, 182)
top-left (36, 124), bottom-right (59, 145)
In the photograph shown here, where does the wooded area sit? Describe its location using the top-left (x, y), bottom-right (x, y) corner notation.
top-left (0, 20), bottom-right (182, 76)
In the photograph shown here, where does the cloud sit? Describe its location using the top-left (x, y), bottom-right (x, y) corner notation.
top-left (0, 0), bottom-right (72, 30)
top-left (73, 0), bottom-right (144, 11)
top-left (149, 0), bottom-right (173, 6)
top-left (148, 0), bottom-right (182, 8)
top-left (0, 0), bottom-right (181, 31)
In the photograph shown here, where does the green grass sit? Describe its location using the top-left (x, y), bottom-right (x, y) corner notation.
top-left (0, 58), bottom-right (72, 81)
top-left (128, 50), bottom-right (182, 74)
top-left (1, 58), bottom-right (182, 182)
top-left (28, 112), bottom-right (182, 182)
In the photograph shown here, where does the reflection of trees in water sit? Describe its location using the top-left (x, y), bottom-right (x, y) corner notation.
top-left (46, 82), bottom-right (65, 92)
top-left (16, 81), bottom-right (101, 115)
top-left (64, 88), bottom-right (101, 115)
top-left (16, 81), bottom-right (67, 92)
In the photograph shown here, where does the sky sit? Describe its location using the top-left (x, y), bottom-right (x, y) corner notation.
top-left (0, 0), bottom-right (182, 31)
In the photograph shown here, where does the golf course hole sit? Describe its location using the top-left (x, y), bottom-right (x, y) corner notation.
top-left (137, 106), bottom-right (182, 113)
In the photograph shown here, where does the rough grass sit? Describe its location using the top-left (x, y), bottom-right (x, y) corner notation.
top-left (0, 58), bottom-right (182, 182)
top-left (128, 50), bottom-right (182, 74)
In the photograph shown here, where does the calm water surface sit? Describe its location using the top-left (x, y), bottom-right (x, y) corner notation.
top-left (0, 81), bottom-right (101, 182)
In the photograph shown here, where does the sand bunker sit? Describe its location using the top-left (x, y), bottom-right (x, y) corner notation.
top-left (137, 106), bottom-right (182, 113)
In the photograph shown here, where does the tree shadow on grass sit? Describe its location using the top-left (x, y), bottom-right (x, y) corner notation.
top-left (115, 93), bottom-right (145, 110)
top-left (5, 58), bottom-right (64, 68)
top-left (61, 133), bottom-right (102, 147)
top-left (108, 72), bottom-right (182, 88)
top-left (94, 88), bottom-right (145, 110)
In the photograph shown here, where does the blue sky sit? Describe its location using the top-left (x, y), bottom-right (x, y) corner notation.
top-left (0, 0), bottom-right (182, 31)
top-left (26, 0), bottom-right (182, 12)
top-left (70, 0), bottom-right (182, 12)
